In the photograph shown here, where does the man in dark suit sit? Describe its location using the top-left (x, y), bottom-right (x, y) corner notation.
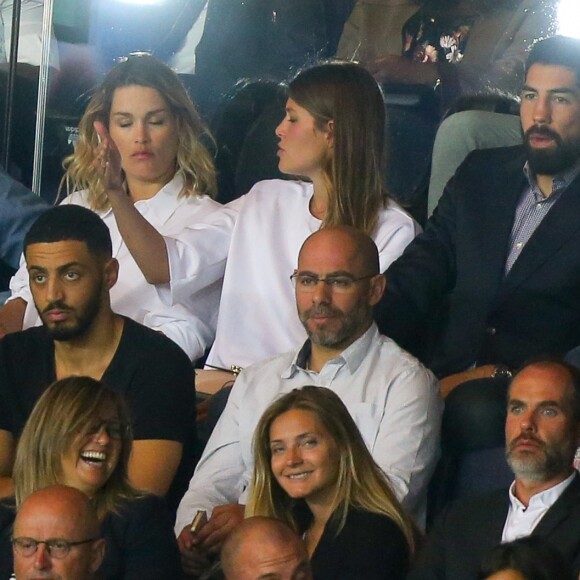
top-left (409, 359), bottom-right (580, 579)
top-left (377, 35), bottom-right (580, 477)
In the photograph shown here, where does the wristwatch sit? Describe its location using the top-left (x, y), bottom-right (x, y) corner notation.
top-left (491, 365), bottom-right (513, 380)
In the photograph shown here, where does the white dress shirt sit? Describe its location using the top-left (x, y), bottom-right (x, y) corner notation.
top-left (162, 179), bottom-right (420, 370)
top-left (175, 323), bottom-right (442, 532)
top-left (502, 472), bottom-right (576, 543)
top-left (9, 173), bottom-right (223, 360)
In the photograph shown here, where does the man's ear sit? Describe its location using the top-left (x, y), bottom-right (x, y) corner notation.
top-left (368, 273), bottom-right (386, 306)
top-left (90, 538), bottom-right (106, 573)
top-left (103, 258), bottom-right (119, 290)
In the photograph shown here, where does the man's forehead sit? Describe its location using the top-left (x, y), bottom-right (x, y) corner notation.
top-left (509, 365), bottom-right (572, 403)
top-left (25, 239), bottom-right (94, 266)
top-left (524, 63), bottom-right (580, 91)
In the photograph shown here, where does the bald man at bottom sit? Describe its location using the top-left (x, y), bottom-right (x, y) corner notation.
top-left (221, 517), bottom-right (312, 580)
top-left (12, 485), bottom-right (105, 580)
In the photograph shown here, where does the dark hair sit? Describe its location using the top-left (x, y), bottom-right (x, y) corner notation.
top-left (478, 537), bottom-right (575, 580)
top-left (24, 205), bottom-right (112, 258)
top-left (526, 36), bottom-right (580, 85)
top-left (510, 356), bottom-right (580, 423)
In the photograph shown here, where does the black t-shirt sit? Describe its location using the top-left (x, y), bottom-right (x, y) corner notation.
top-left (0, 317), bottom-right (197, 514)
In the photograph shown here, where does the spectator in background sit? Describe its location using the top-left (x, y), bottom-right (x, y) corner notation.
top-left (0, 170), bottom-right (47, 304)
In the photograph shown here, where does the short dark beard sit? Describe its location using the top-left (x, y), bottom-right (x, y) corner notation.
top-left (524, 125), bottom-right (580, 176)
top-left (36, 287), bottom-right (102, 342)
top-left (299, 303), bottom-right (370, 349)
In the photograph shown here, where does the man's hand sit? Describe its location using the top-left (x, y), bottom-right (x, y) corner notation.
top-left (177, 525), bottom-right (211, 577)
top-left (440, 364), bottom-right (497, 398)
top-left (177, 504), bottom-right (244, 576)
top-left (194, 503), bottom-right (245, 554)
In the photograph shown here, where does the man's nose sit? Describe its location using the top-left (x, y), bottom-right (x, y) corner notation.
top-left (533, 95), bottom-right (552, 125)
top-left (34, 543), bottom-right (52, 570)
top-left (311, 279), bottom-right (332, 304)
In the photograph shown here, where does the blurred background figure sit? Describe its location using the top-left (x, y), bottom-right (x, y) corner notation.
top-left (478, 537), bottom-right (576, 580)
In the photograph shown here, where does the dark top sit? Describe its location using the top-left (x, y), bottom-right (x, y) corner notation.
top-left (299, 505), bottom-right (410, 580)
top-left (0, 494), bottom-right (181, 579)
top-left (0, 317), bottom-right (198, 514)
top-left (408, 473), bottom-right (580, 580)
top-left (377, 146), bottom-right (580, 376)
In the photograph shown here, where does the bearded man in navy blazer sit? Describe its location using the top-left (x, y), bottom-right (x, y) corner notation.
top-left (377, 35), bottom-right (580, 482)
top-left (408, 359), bottom-right (580, 579)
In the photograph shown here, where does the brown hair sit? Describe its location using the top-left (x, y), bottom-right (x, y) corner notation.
top-left (288, 62), bottom-right (388, 235)
top-left (13, 376), bottom-right (138, 520)
top-left (247, 386), bottom-right (418, 555)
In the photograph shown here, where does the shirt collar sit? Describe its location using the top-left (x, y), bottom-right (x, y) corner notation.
top-left (100, 171), bottom-right (187, 224)
top-left (523, 160), bottom-right (580, 203)
top-left (282, 323), bottom-right (379, 378)
top-left (508, 471), bottom-right (576, 512)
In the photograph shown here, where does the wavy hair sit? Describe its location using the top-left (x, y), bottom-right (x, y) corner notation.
top-left (288, 62), bottom-right (389, 236)
top-left (246, 386), bottom-right (418, 555)
top-left (62, 54), bottom-right (216, 211)
top-left (13, 376), bottom-right (138, 520)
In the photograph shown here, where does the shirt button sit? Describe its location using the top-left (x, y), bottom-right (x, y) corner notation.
top-left (486, 327), bottom-right (496, 336)
top-left (516, 242), bottom-right (523, 250)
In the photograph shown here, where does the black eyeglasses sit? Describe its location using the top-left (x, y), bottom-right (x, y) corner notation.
top-left (12, 537), bottom-right (99, 559)
top-left (290, 273), bottom-right (376, 294)
top-left (86, 419), bottom-right (129, 440)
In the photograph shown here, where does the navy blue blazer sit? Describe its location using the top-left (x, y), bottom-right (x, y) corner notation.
top-left (377, 146), bottom-right (580, 376)
top-left (408, 473), bottom-right (580, 579)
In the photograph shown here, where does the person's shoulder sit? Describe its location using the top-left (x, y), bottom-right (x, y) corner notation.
top-left (238, 348), bottom-right (295, 376)
top-left (374, 331), bottom-right (432, 373)
top-left (243, 179), bottom-right (312, 204)
top-left (378, 198), bottom-right (419, 229)
top-left (60, 189), bottom-right (93, 209)
top-left (346, 508), bottom-right (401, 532)
top-left (441, 488), bottom-right (509, 527)
top-left (119, 317), bottom-right (192, 367)
top-left (463, 145), bottom-right (526, 168)
top-left (1, 325), bottom-right (48, 351)
top-left (108, 493), bottom-right (172, 524)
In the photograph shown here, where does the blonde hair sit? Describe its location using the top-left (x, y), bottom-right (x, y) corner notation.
top-left (13, 376), bottom-right (138, 520)
top-left (62, 54), bottom-right (217, 211)
top-left (247, 386), bottom-right (418, 555)
top-left (288, 62), bottom-right (388, 236)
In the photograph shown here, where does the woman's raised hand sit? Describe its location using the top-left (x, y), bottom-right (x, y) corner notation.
top-left (93, 120), bottom-right (125, 196)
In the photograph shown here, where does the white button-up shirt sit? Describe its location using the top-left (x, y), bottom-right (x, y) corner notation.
top-left (175, 323), bottom-right (442, 532)
top-left (502, 472), bottom-right (576, 542)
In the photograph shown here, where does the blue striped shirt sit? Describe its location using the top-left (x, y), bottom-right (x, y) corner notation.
top-left (504, 161), bottom-right (580, 274)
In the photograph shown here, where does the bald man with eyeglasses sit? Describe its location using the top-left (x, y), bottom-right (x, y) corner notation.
top-left (12, 485), bottom-right (105, 580)
top-left (176, 225), bottom-right (442, 577)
